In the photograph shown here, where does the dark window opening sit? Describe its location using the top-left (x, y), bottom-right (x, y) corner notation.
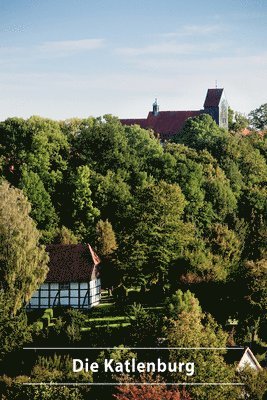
top-left (59, 283), bottom-right (70, 290)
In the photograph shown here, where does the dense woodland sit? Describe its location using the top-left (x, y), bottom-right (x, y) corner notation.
top-left (0, 108), bottom-right (266, 399)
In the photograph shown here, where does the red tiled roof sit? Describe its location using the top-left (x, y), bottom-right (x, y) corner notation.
top-left (146, 110), bottom-right (201, 139)
top-left (241, 128), bottom-right (265, 137)
top-left (120, 118), bottom-right (148, 129)
top-left (241, 128), bottom-right (252, 136)
top-left (45, 244), bottom-right (100, 283)
top-left (121, 111), bottom-right (200, 139)
top-left (204, 88), bottom-right (223, 108)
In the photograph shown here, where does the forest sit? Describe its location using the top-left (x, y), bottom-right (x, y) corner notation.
top-left (0, 109), bottom-right (266, 399)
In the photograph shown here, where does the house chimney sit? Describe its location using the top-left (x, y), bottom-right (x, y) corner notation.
top-left (152, 98), bottom-right (159, 116)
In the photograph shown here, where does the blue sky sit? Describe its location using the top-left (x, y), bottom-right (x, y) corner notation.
top-left (0, 0), bottom-right (266, 120)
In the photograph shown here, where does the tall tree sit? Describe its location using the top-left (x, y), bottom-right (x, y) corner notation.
top-left (166, 290), bottom-right (240, 400)
top-left (71, 165), bottom-right (100, 240)
top-left (228, 107), bottom-right (249, 132)
top-left (19, 167), bottom-right (58, 240)
top-left (0, 180), bottom-right (48, 315)
top-left (0, 291), bottom-right (31, 361)
top-left (117, 181), bottom-right (194, 288)
top-left (95, 219), bottom-right (117, 258)
top-left (249, 104), bottom-right (267, 130)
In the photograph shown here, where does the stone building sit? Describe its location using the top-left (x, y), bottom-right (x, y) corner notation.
top-left (120, 88), bottom-right (228, 140)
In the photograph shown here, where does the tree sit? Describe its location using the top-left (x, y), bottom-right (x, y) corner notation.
top-left (0, 118), bottom-right (32, 179)
top-left (114, 373), bottom-right (191, 400)
top-left (91, 170), bottom-right (133, 233)
top-left (228, 107), bottom-right (248, 132)
top-left (163, 143), bottom-right (237, 227)
top-left (0, 180), bottom-right (48, 315)
top-left (237, 258), bottom-right (267, 344)
top-left (172, 114), bottom-right (225, 150)
top-left (53, 226), bottom-right (79, 244)
top-left (19, 167), bottom-right (58, 239)
top-left (0, 291), bottom-right (32, 361)
top-left (95, 219), bottom-right (117, 258)
top-left (71, 165), bottom-right (100, 240)
top-left (249, 104), bottom-right (267, 130)
top-left (116, 181), bottom-right (194, 288)
top-left (70, 115), bottom-right (129, 175)
top-left (165, 289), bottom-right (202, 319)
top-left (127, 303), bottom-right (161, 345)
top-left (239, 368), bottom-right (267, 400)
top-left (25, 116), bottom-right (70, 192)
top-left (166, 290), bottom-right (240, 400)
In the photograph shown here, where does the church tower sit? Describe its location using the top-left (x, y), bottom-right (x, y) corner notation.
top-left (203, 88), bottom-right (228, 130)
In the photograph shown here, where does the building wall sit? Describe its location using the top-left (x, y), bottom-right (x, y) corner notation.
top-left (27, 278), bottom-right (101, 309)
top-left (202, 107), bottom-right (220, 125)
top-left (219, 96), bottom-right (228, 129)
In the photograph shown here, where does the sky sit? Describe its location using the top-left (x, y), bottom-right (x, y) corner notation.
top-left (0, 0), bottom-right (266, 121)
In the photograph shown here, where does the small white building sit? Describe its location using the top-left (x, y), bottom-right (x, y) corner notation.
top-left (237, 347), bottom-right (262, 372)
top-left (27, 244), bottom-right (101, 309)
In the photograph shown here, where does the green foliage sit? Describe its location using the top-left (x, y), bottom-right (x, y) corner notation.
top-left (127, 303), bottom-right (161, 345)
top-left (64, 309), bottom-right (87, 343)
top-left (239, 368), bottom-right (267, 400)
top-left (0, 180), bottom-right (49, 314)
top-left (53, 225), bottom-right (79, 244)
top-left (41, 314), bottom-right (50, 328)
top-left (0, 375), bottom-right (85, 400)
top-left (0, 291), bottom-right (32, 361)
top-left (95, 219), bottom-right (117, 257)
top-left (0, 110), bottom-right (266, 396)
top-left (71, 115), bottom-right (129, 174)
top-left (19, 167), bottom-right (58, 233)
top-left (91, 169), bottom-right (133, 233)
top-left (172, 114), bottom-right (225, 150)
top-left (116, 180), bottom-right (194, 288)
top-left (112, 284), bottom-right (128, 305)
top-left (25, 116), bottom-right (69, 191)
top-left (249, 103), bottom-right (267, 130)
top-left (71, 165), bottom-right (100, 239)
top-left (166, 290), bottom-right (240, 400)
top-left (165, 289), bottom-right (202, 319)
top-left (237, 258), bottom-right (267, 343)
top-left (228, 107), bottom-right (249, 132)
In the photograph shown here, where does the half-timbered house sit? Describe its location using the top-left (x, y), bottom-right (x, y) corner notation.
top-left (27, 244), bottom-right (101, 309)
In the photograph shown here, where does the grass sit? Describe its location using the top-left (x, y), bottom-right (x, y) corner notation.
top-left (86, 316), bottom-right (129, 322)
top-left (81, 322), bottom-right (131, 332)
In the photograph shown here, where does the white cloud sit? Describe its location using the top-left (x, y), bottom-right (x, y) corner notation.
top-left (116, 41), bottom-right (222, 57)
top-left (40, 38), bottom-right (105, 55)
top-left (159, 24), bottom-right (222, 38)
top-left (0, 38), bottom-right (105, 62)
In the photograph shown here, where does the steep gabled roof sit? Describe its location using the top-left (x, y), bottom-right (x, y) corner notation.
top-left (237, 348), bottom-right (262, 371)
top-left (146, 110), bottom-right (200, 138)
top-left (121, 110), bottom-right (200, 139)
top-left (120, 118), bottom-right (147, 129)
top-left (204, 88), bottom-right (224, 108)
top-left (45, 244), bottom-right (100, 283)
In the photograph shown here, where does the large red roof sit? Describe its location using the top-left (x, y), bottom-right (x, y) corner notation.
top-left (120, 118), bottom-right (147, 129)
top-left (121, 110), bottom-right (200, 139)
top-left (120, 88), bottom-right (225, 139)
top-left (45, 244), bottom-right (100, 283)
top-left (204, 88), bottom-right (223, 108)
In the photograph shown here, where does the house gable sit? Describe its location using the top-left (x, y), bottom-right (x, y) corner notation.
top-left (27, 244), bottom-right (101, 309)
top-left (237, 348), bottom-right (262, 372)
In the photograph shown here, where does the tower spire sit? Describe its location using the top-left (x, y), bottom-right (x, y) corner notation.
top-left (152, 98), bottom-right (159, 116)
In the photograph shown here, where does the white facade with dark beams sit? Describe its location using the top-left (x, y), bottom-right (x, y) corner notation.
top-left (27, 244), bottom-right (101, 309)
